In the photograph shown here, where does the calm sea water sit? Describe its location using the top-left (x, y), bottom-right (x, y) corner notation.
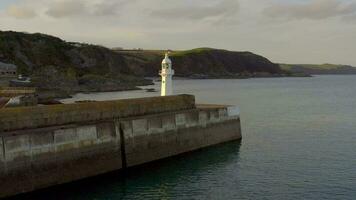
top-left (15, 75), bottom-right (356, 200)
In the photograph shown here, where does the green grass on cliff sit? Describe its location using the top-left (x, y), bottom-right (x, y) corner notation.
top-left (280, 64), bottom-right (348, 70)
top-left (280, 63), bottom-right (356, 75)
top-left (171, 48), bottom-right (217, 57)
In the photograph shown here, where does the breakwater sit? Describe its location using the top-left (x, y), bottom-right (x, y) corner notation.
top-left (0, 95), bottom-right (241, 198)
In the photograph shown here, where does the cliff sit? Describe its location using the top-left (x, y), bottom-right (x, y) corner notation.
top-left (0, 31), bottom-right (151, 95)
top-left (280, 64), bottom-right (356, 75)
top-left (116, 48), bottom-right (288, 78)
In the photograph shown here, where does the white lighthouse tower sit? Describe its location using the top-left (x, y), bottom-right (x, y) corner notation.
top-left (159, 52), bottom-right (175, 96)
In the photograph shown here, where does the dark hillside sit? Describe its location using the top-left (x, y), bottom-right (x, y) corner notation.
top-left (117, 48), bottom-right (285, 78)
top-left (171, 48), bottom-right (283, 77)
top-left (0, 31), bottom-right (150, 94)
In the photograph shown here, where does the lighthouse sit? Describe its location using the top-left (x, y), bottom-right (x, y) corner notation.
top-left (159, 52), bottom-right (175, 96)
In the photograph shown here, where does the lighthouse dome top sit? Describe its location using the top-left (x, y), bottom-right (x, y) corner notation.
top-left (162, 52), bottom-right (172, 65)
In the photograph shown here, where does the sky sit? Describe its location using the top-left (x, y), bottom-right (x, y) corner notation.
top-left (0, 0), bottom-right (355, 65)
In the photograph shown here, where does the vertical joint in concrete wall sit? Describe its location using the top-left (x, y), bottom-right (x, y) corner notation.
top-left (1, 136), bottom-right (5, 161)
top-left (118, 122), bottom-right (127, 170)
top-left (0, 136), bottom-right (5, 174)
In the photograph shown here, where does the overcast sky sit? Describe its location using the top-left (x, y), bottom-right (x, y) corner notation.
top-left (0, 0), bottom-right (355, 65)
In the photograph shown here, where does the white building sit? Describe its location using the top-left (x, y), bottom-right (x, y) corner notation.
top-left (0, 62), bottom-right (17, 77)
top-left (159, 52), bottom-right (175, 96)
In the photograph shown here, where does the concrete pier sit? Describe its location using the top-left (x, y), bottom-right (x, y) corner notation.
top-left (0, 95), bottom-right (241, 198)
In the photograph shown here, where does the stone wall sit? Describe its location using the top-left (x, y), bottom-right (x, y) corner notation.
top-left (123, 108), bottom-right (241, 167)
top-left (0, 94), bottom-right (195, 131)
top-left (0, 97), bottom-right (241, 198)
top-left (0, 122), bottom-right (122, 197)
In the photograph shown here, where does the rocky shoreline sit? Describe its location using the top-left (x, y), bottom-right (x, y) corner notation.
top-left (37, 82), bottom-right (153, 104)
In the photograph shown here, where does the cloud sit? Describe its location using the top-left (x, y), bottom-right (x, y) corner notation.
top-left (4, 0), bottom-right (239, 21)
top-left (6, 5), bottom-right (36, 19)
top-left (45, 0), bottom-right (131, 18)
top-left (93, 1), bottom-right (120, 16)
top-left (93, 1), bottom-right (134, 16)
top-left (343, 13), bottom-right (356, 22)
top-left (150, 0), bottom-right (239, 21)
top-left (46, 1), bottom-right (87, 18)
top-left (263, 0), bottom-right (356, 20)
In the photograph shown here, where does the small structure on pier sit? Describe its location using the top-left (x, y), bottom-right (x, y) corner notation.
top-left (159, 52), bottom-right (175, 96)
top-left (9, 75), bottom-right (32, 87)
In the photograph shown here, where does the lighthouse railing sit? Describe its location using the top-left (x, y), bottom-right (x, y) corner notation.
top-left (159, 69), bottom-right (174, 76)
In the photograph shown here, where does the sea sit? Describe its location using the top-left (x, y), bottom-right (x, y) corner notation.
top-left (13, 75), bottom-right (356, 200)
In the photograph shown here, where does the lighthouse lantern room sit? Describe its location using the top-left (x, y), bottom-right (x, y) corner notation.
top-left (159, 52), bottom-right (175, 96)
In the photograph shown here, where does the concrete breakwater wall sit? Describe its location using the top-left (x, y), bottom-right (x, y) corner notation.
top-left (0, 95), bottom-right (241, 198)
top-left (0, 95), bottom-right (194, 131)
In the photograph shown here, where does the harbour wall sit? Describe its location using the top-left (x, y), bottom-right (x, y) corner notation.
top-left (0, 95), bottom-right (241, 198)
top-left (0, 94), bottom-right (195, 131)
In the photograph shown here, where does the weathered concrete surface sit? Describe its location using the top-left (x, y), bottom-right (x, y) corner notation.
top-left (0, 96), bottom-right (241, 198)
top-left (0, 94), bottom-right (195, 131)
top-left (125, 116), bottom-right (241, 167)
top-left (0, 123), bottom-right (122, 198)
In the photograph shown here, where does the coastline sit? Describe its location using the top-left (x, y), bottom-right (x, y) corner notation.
top-left (58, 74), bottom-right (313, 104)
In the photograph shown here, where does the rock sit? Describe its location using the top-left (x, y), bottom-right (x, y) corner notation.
top-left (145, 88), bottom-right (156, 92)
